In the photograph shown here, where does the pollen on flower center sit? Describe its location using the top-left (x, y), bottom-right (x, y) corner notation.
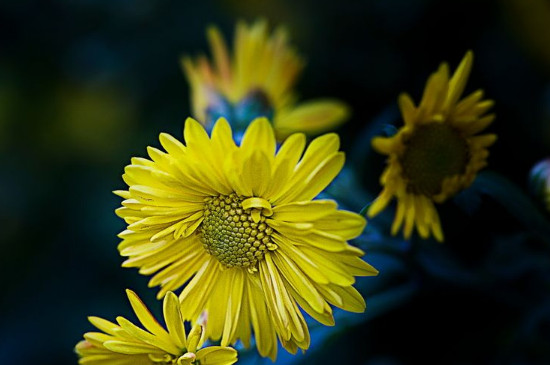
top-left (200, 193), bottom-right (275, 269)
top-left (400, 122), bottom-right (470, 196)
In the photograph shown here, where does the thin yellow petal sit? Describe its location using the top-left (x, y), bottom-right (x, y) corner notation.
top-left (272, 200), bottom-right (337, 222)
top-left (163, 292), bottom-right (187, 348)
top-left (271, 251), bottom-right (325, 313)
top-left (125, 290), bottom-right (169, 340)
top-left (102, 340), bottom-right (161, 355)
top-left (240, 117), bottom-right (276, 161)
top-left (196, 347), bottom-right (238, 365)
top-left (398, 93), bottom-right (417, 125)
top-left (446, 50), bottom-right (473, 109)
top-left (275, 99), bottom-right (349, 136)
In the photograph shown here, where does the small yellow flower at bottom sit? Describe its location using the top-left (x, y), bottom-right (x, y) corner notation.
top-left (75, 289), bottom-right (238, 365)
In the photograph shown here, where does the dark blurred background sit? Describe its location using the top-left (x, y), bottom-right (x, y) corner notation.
top-left (1, 0), bottom-right (550, 364)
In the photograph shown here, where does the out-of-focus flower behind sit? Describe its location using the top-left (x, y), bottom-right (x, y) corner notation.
top-left (182, 20), bottom-right (350, 140)
top-left (367, 52), bottom-right (496, 242)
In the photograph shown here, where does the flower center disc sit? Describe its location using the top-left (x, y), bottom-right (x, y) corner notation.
top-left (400, 122), bottom-right (470, 196)
top-left (200, 193), bottom-right (273, 268)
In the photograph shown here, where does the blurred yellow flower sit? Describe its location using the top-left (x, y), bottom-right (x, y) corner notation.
top-left (368, 51), bottom-right (496, 242)
top-left (182, 19), bottom-right (349, 140)
top-left (115, 117), bottom-right (377, 359)
top-left (75, 289), bottom-right (237, 365)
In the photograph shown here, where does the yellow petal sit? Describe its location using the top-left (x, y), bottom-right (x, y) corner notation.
top-left (367, 188), bottom-right (394, 217)
top-left (179, 260), bottom-right (219, 320)
top-left (275, 99), bottom-right (350, 136)
top-left (88, 317), bottom-right (121, 337)
top-left (266, 133), bottom-right (306, 200)
top-left (272, 200), bottom-right (337, 222)
top-left (287, 284), bottom-right (335, 326)
top-left (125, 290), bottom-right (169, 340)
top-left (163, 292), bottom-right (187, 348)
top-left (210, 118), bottom-right (236, 156)
top-left (206, 270), bottom-right (232, 341)
top-left (221, 269), bottom-right (244, 346)
top-left (246, 276), bottom-right (278, 360)
top-left (461, 114), bottom-right (495, 135)
top-left (240, 117), bottom-right (276, 161)
top-left (325, 284), bottom-right (366, 313)
top-left (398, 93), bottom-right (417, 125)
top-left (286, 152), bottom-right (345, 203)
top-left (280, 133), bottom-right (340, 201)
top-left (206, 26), bottom-right (232, 88)
top-left (102, 340), bottom-right (161, 355)
top-left (446, 50), bottom-right (473, 109)
top-left (272, 234), bottom-right (331, 284)
top-left (159, 133), bottom-right (186, 157)
top-left (196, 346), bottom-right (238, 365)
top-left (419, 63), bottom-right (449, 117)
top-left (241, 150), bottom-right (272, 197)
top-left (271, 251), bottom-right (325, 313)
top-left (115, 316), bottom-right (180, 355)
top-left (258, 259), bottom-right (290, 338)
top-left (313, 210), bottom-right (367, 240)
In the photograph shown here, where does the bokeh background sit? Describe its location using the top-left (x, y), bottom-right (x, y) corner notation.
top-left (2, 0), bottom-right (550, 364)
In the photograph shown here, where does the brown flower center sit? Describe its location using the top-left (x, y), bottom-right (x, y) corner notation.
top-left (400, 122), bottom-right (470, 196)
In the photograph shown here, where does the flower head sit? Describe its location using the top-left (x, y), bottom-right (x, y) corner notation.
top-left (115, 117), bottom-right (377, 359)
top-left (182, 19), bottom-right (349, 140)
top-left (367, 51), bottom-right (497, 242)
top-left (75, 289), bottom-right (237, 365)
top-left (529, 158), bottom-right (550, 211)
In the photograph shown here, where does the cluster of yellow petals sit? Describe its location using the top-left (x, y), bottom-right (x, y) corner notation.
top-left (76, 290), bottom-right (237, 365)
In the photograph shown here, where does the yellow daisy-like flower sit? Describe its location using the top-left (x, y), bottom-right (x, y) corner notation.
top-left (367, 51), bottom-right (497, 242)
top-left (115, 117), bottom-right (377, 359)
top-left (75, 289), bottom-right (238, 365)
top-left (182, 19), bottom-right (350, 140)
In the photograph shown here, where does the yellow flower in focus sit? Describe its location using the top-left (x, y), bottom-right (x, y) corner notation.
top-left (115, 117), bottom-right (378, 359)
top-left (368, 51), bottom-right (497, 242)
top-left (182, 19), bottom-right (350, 140)
top-left (75, 289), bottom-right (238, 365)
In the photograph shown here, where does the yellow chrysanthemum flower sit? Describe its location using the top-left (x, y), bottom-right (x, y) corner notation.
top-left (182, 19), bottom-right (350, 140)
top-left (114, 117), bottom-right (378, 359)
top-left (75, 289), bottom-right (238, 365)
top-left (367, 51), bottom-right (497, 242)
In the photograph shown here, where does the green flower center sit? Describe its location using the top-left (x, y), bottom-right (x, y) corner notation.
top-left (200, 193), bottom-right (274, 269)
top-left (400, 122), bottom-right (470, 196)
